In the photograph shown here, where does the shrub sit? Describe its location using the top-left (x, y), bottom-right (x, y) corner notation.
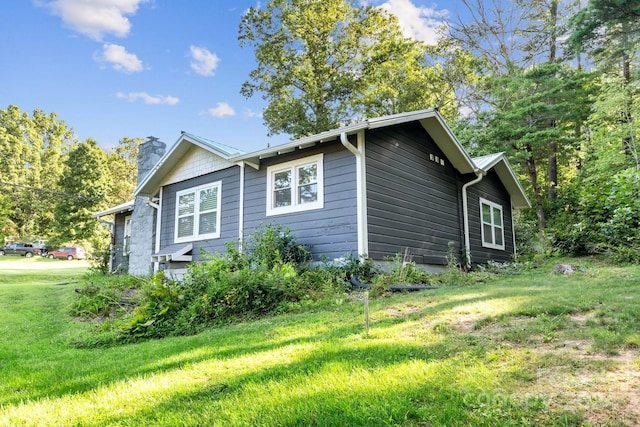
top-left (243, 223), bottom-right (310, 269)
top-left (69, 274), bottom-right (143, 320)
top-left (75, 225), bottom-right (342, 345)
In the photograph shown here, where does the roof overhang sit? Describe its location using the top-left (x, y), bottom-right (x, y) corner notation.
top-left (233, 108), bottom-right (479, 175)
top-left (473, 153), bottom-right (531, 209)
top-left (93, 200), bottom-right (135, 218)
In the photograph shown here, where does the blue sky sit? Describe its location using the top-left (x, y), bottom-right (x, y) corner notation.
top-left (0, 0), bottom-right (457, 153)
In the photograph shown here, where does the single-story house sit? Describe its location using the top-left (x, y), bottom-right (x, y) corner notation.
top-left (95, 108), bottom-right (530, 276)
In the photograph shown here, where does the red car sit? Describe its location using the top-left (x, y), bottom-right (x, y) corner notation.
top-left (47, 247), bottom-right (86, 260)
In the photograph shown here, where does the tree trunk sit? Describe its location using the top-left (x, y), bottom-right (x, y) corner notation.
top-left (547, 0), bottom-right (558, 202)
top-left (526, 147), bottom-right (546, 229)
top-left (548, 142), bottom-right (558, 201)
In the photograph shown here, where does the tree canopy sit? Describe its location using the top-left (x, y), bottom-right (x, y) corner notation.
top-left (239, 0), bottom-right (477, 137)
top-left (0, 105), bottom-right (140, 249)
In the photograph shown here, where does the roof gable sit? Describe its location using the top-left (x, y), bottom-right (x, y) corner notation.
top-left (234, 108), bottom-right (478, 174)
top-left (473, 153), bottom-right (531, 209)
top-left (135, 132), bottom-right (243, 196)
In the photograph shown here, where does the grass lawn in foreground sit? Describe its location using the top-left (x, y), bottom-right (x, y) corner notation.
top-left (0, 258), bottom-right (639, 426)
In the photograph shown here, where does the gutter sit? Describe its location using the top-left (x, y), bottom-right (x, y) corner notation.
top-left (462, 171), bottom-right (484, 269)
top-left (238, 161), bottom-right (245, 253)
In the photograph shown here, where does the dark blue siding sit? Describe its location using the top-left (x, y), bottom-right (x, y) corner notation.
top-left (160, 166), bottom-right (240, 261)
top-left (112, 211), bottom-right (130, 272)
top-left (365, 123), bottom-right (463, 265)
top-left (243, 141), bottom-right (359, 261)
top-left (467, 170), bottom-right (515, 264)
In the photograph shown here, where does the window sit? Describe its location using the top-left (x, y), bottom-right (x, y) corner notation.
top-left (175, 182), bottom-right (222, 242)
top-left (123, 215), bottom-right (132, 255)
top-left (480, 198), bottom-right (505, 250)
top-left (266, 154), bottom-right (324, 216)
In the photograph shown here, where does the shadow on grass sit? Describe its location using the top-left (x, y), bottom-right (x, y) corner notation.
top-left (2, 267), bottom-right (640, 425)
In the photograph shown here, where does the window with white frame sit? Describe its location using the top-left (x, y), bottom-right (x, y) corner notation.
top-left (175, 181), bottom-right (222, 242)
top-left (266, 154), bottom-right (324, 216)
top-left (480, 198), bottom-right (505, 250)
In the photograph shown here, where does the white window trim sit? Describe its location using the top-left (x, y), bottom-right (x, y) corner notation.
top-left (266, 153), bottom-right (324, 216)
top-left (175, 181), bottom-right (222, 243)
top-left (480, 197), bottom-right (505, 250)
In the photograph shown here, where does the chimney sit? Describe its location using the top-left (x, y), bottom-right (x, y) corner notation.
top-left (137, 136), bottom-right (166, 185)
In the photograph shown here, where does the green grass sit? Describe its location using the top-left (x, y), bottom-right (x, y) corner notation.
top-left (1, 258), bottom-right (639, 426)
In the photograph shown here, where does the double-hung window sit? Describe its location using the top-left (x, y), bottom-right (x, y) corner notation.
top-left (266, 154), bottom-right (324, 216)
top-left (175, 181), bottom-right (222, 242)
top-left (480, 198), bottom-right (505, 250)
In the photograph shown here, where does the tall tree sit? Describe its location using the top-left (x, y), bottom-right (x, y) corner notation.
top-left (0, 105), bottom-right (75, 239)
top-left (53, 139), bottom-right (110, 249)
top-left (568, 0), bottom-right (640, 83)
top-left (360, 38), bottom-right (481, 122)
top-left (106, 136), bottom-right (143, 205)
top-left (239, 0), bottom-right (473, 137)
top-left (466, 64), bottom-right (593, 228)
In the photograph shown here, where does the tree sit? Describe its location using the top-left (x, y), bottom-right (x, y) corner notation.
top-left (465, 64), bottom-right (593, 229)
top-left (106, 137), bottom-right (143, 205)
top-left (360, 38), bottom-right (482, 122)
top-left (53, 139), bottom-right (110, 250)
top-left (239, 0), bottom-right (473, 137)
top-left (568, 0), bottom-right (640, 83)
top-left (0, 105), bottom-right (75, 239)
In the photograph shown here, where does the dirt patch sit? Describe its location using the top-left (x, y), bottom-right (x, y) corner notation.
top-left (468, 313), bottom-right (640, 425)
top-left (385, 304), bottom-right (421, 318)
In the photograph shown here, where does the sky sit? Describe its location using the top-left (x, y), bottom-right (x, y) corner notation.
top-left (0, 0), bottom-right (460, 153)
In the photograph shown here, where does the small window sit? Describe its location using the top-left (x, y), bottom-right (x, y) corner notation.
top-left (480, 198), bottom-right (505, 250)
top-left (266, 154), bottom-right (324, 216)
top-left (175, 181), bottom-right (222, 242)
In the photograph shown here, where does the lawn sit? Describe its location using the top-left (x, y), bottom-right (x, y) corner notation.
top-left (0, 257), bottom-right (639, 426)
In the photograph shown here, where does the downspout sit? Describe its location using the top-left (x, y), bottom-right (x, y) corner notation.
top-left (462, 171), bottom-right (484, 269)
top-left (511, 203), bottom-right (517, 259)
top-left (146, 189), bottom-right (161, 274)
top-left (340, 131), bottom-right (368, 258)
top-left (238, 161), bottom-right (245, 253)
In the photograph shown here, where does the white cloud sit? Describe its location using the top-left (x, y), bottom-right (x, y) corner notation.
top-left (117, 92), bottom-right (179, 105)
top-left (97, 43), bottom-right (143, 73)
top-left (243, 109), bottom-right (262, 119)
top-left (378, 0), bottom-right (448, 45)
top-left (206, 103), bottom-right (235, 118)
top-left (45, 0), bottom-right (149, 41)
top-left (189, 46), bottom-right (220, 76)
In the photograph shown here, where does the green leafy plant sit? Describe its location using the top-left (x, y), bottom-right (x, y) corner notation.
top-left (243, 223), bottom-right (310, 269)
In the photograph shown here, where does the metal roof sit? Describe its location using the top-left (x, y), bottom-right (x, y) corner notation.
top-left (472, 153), bottom-right (531, 209)
top-left (133, 109), bottom-right (530, 209)
top-left (93, 200), bottom-right (134, 218)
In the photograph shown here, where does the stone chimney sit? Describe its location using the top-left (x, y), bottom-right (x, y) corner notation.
top-left (128, 136), bottom-right (166, 276)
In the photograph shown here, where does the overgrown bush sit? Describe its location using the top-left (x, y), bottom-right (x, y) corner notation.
top-left (549, 169), bottom-right (640, 261)
top-left (243, 223), bottom-right (310, 268)
top-left (69, 274), bottom-right (143, 320)
top-left (73, 225), bottom-right (355, 345)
